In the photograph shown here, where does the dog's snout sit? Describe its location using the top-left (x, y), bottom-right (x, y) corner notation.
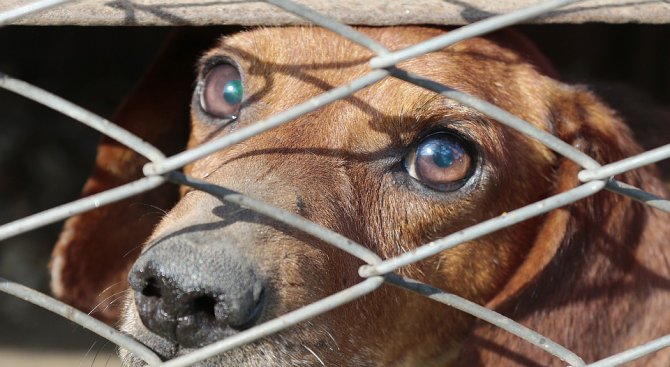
top-left (129, 242), bottom-right (266, 348)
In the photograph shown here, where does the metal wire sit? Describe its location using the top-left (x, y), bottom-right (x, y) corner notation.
top-left (579, 143), bottom-right (670, 181)
top-left (143, 69), bottom-right (389, 176)
top-left (384, 275), bottom-right (585, 367)
top-left (1, 0), bottom-right (670, 366)
top-left (0, 73), bottom-right (166, 163)
top-left (157, 276), bottom-right (385, 367)
top-left (388, 67), bottom-right (602, 170)
top-left (586, 333), bottom-right (670, 367)
top-left (0, 277), bottom-right (162, 365)
top-left (264, 0), bottom-right (390, 55)
top-left (369, 0), bottom-right (584, 69)
top-left (605, 179), bottom-right (670, 213)
top-left (358, 180), bottom-right (605, 278)
top-left (0, 176), bottom-right (165, 242)
top-left (165, 172), bottom-right (382, 265)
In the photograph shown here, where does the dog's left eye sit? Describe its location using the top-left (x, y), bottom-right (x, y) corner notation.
top-left (199, 63), bottom-right (243, 120)
top-left (404, 133), bottom-right (474, 191)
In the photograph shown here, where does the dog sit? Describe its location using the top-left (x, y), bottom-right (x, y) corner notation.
top-left (50, 26), bottom-right (670, 366)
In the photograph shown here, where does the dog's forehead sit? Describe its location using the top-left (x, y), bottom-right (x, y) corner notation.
top-left (217, 26), bottom-right (442, 65)
top-left (197, 26), bottom-right (555, 153)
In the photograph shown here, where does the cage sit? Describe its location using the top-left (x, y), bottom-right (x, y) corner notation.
top-left (0, 1), bottom-right (669, 366)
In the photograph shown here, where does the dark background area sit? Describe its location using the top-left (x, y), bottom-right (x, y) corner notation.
top-left (0, 24), bottom-right (668, 361)
top-left (0, 26), bottom-right (170, 358)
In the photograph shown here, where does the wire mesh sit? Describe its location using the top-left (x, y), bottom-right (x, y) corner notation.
top-left (1, 0), bottom-right (669, 366)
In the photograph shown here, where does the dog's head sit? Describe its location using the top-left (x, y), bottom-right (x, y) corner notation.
top-left (51, 26), bottom-right (667, 366)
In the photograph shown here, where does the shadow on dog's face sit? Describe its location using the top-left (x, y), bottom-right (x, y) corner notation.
top-left (116, 26), bottom-right (638, 366)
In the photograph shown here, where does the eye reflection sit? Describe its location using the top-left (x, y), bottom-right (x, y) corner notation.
top-left (223, 79), bottom-right (243, 105)
top-left (405, 133), bottom-right (473, 191)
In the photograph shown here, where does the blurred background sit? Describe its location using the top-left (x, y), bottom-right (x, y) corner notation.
top-left (0, 24), bottom-right (668, 366)
top-left (0, 26), bottom-right (168, 366)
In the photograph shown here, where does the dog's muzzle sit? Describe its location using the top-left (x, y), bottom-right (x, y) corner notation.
top-left (128, 235), bottom-right (266, 348)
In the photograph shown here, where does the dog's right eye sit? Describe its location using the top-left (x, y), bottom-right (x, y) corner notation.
top-left (404, 132), bottom-right (474, 192)
top-left (199, 63), bottom-right (243, 120)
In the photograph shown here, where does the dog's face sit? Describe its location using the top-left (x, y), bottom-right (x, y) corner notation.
top-left (53, 26), bottom-right (661, 367)
top-left (118, 26), bottom-right (567, 366)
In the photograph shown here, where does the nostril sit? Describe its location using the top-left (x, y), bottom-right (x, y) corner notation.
top-left (141, 277), bottom-right (162, 298)
top-left (228, 287), bottom-right (266, 331)
top-left (192, 295), bottom-right (216, 318)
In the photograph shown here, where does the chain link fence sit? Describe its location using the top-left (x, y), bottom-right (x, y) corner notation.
top-left (1, 0), bottom-right (670, 366)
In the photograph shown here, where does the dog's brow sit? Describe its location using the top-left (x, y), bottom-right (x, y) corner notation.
top-left (198, 53), bottom-right (238, 75)
top-left (400, 95), bottom-right (485, 127)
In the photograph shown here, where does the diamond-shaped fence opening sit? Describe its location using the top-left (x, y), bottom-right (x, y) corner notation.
top-left (1, 1), bottom-right (669, 366)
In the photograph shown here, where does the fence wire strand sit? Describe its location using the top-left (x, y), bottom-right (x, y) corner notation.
top-left (388, 67), bottom-right (602, 170)
top-left (586, 334), bottom-right (670, 367)
top-left (368, 0), bottom-right (584, 69)
top-left (157, 276), bottom-right (385, 367)
top-left (265, 0), bottom-right (390, 55)
top-left (0, 73), bottom-right (166, 163)
top-left (0, 277), bottom-right (162, 365)
top-left (165, 172), bottom-right (382, 265)
top-left (142, 69), bottom-right (389, 176)
top-left (579, 143), bottom-right (670, 181)
top-left (1, 0), bottom-right (670, 366)
top-left (0, 176), bottom-right (166, 242)
top-left (604, 179), bottom-right (670, 213)
top-left (384, 274), bottom-right (586, 367)
top-left (358, 180), bottom-right (605, 278)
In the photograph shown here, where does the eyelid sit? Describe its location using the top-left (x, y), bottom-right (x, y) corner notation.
top-left (200, 56), bottom-right (244, 83)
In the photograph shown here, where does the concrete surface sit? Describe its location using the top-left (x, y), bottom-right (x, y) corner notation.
top-left (2, 0), bottom-right (670, 26)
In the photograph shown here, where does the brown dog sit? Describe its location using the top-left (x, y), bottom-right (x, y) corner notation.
top-left (50, 26), bottom-right (670, 366)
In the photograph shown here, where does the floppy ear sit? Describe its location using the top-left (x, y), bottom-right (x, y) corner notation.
top-left (457, 87), bottom-right (669, 364)
top-left (49, 28), bottom-right (222, 322)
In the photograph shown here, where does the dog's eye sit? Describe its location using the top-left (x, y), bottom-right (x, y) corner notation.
top-left (200, 63), bottom-right (243, 120)
top-left (404, 133), bottom-right (473, 191)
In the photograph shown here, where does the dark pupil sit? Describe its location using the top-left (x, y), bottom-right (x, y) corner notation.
top-left (223, 79), bottom-right (243, 105)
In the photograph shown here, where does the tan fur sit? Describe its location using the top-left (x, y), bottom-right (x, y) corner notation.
top-left (52, 26), bottom-right (670, 366)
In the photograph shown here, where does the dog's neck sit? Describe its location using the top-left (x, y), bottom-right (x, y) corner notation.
top-left (457, 171), bottom-right (670, 366)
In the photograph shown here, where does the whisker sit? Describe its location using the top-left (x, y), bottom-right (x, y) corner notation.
top-left (88, 290), bottom-right (127, 315)
top-left (78, 341), bottom-right (97, 367)
top-left (130, 202), bottom-right (169, 216)
top-left (325, 331), bottom-right (339, 351)
top-left (97, 281), bottom-right (123, 298)
top-left (101, 294), bottom-right (128, 314)
top-left (303, 345), bottom-right (326, 367)
top-left (103, 351), bottom-right (114, 367)
top-left (90, 340), bottom-right (105, 367)
top-left (93, 340), bottom-right (114, 367)
top-left (122, 246), bottom-right (143, 258)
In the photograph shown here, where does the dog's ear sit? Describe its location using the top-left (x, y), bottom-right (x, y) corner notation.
top-left (49, 29), bottom-right (222, 322)
top-left (486, 87), bottom-right (661, 308)
top-left (458, 86), bottom-right (667, 364)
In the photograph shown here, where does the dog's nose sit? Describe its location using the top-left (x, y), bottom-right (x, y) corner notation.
top-left (128, 242), bottom-right (266, 348)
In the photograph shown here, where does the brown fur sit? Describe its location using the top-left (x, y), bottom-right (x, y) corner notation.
top-left (51, 26), bottom-right (670, 366)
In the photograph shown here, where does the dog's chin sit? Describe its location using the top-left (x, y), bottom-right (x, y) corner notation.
top-left (119, 306), bottom-right (343, 367)
top-left (119, 342), bottom-right (317, 367)
top-left (119, 328), bottom-right (338, 367)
